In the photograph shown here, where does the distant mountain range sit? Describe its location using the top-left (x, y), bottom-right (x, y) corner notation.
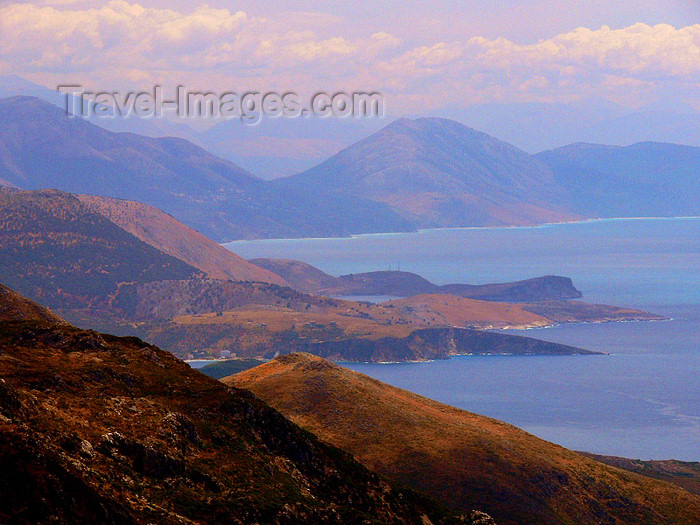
top-left (0, 96), bottom-right (410, 241)
top-left (437, 98), bottom-right (700, 153)
top-left (0, 74), bottom-right (195, 140)
top-left (5, 76), bottom-right (697, 179)
top-left (278, 117), bottom-right (576, 227)
top-left (536, 142), bottom-right (700, 218)
top-left (1, 94), bottom-right (697, 241)
top-left (198, 112), bottom-right (386, 179)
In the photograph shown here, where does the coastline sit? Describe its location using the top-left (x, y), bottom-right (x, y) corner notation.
top-left (222, 215), bottom-right (700, 246)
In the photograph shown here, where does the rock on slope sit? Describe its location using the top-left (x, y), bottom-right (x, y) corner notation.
top-left (230, 353), bottom-right (700, 525)
top-left (0, 286), bottom-right (487, 524)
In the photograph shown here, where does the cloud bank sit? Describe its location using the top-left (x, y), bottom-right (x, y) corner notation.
top-left (1, 1), bottom-right (697, 109)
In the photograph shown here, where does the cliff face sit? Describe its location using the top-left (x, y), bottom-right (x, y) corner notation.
top-left (250, 258), bottom-right (584, 303)
top-left (0, 308), bottom-right (484, 523)
top-left (288, 327), bottom-right (596, 362)
top-left (230, 353), bottom-right (700, 525)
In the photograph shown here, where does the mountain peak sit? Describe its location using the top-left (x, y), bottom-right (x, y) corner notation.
top-left (282, 115), bottom-right (575, 228)
top-left (246, 353), bottom-right (340, 378)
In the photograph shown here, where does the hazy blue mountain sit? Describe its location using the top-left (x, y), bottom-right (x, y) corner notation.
top-left (435, 98), bottom-right (699, 152)
top-left (279, 117), bottom-right (576, 227)
top-left (437, 98), bottom-right (627, 153)
top-left (0, 96), bottom-right (410, 241)
top-left (0, 75), bottom-right (197, 140)
top-left (536, 142), bottom-right (700, 218)
top-left (200, 114), bottom-right (386, 179)
top-left (579, 111), bottom-right (700, 148)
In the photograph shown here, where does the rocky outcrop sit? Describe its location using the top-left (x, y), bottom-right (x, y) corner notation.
top-left (0, 314), bottom-right (485, 524)
top-left (441, 275), bottom-right (582, 302)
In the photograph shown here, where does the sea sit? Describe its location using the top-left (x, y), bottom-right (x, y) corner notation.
top-left (225, 218), bottom-right (700, 460)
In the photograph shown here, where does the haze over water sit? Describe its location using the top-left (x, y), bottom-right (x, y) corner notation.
top-left (226, 218), bottom-right (700, 460)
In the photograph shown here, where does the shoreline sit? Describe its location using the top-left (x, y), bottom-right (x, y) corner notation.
top-left (222, 215), bottom-right (700, 245)
top-left (185, 314), bottom-right (671, 366)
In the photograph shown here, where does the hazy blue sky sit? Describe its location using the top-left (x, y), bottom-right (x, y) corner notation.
top-left (1, 1), bottom-right (698, 111)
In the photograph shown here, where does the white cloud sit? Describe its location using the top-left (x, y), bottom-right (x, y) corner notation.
top-left (0, 2), bottom-right (697, 108)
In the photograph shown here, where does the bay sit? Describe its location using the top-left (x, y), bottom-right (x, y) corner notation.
top-left (225, 218), bottom-right (700, 460)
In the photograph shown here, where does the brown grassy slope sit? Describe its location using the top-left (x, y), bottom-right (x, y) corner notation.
top-left (386, 294), bottom-right (552, 328)
top-left (0, 282), bottom-right (63, 323)
top-left (249, 258), bottom-right (338, 292)
top-left (580, 453), bottom-right (700, 496)
top-left (0, 290), bottom-right (482, 524)
top-left (229, 353), bottom-right (700, 525)
top-left (143, 291), bottom-right (653, 360)
top-left (140, 293), bottom-right (592, 360)
top-left (77, 194), bottom-right (288, 285)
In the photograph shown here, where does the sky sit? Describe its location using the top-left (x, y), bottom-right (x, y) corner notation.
top-left (1, 0), bottom-right (698, 112)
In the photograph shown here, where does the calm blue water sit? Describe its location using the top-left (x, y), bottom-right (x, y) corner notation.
top-left (226, 218), bottom-right (700, 460)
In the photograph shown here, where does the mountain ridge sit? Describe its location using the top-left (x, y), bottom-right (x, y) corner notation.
top-left (230, 353), bottom-right (700, 525)
top-left (251, 258), bottom-right (584, 301)
top-left (278, 116), bottom-right (578, 227)
top-left (536, 141), bottom-right (700, 218)
top-left (76, 194), bottom-right (288, 285)
top-left (0, 96), bottom-right (411, 241)
top-left (3, 96), bottom-right (697, 240)
top-left (0, 287), bottom-right (480, 524)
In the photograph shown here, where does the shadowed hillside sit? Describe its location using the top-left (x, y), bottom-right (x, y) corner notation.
top-left (0, 287), bottom-right (488, 524)
top-left (0, 96), bottom-right (411, 241)
top-left (0, 188), bottom-right (199, 311)
top-left (230, 353), bottom-right (700, 525)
